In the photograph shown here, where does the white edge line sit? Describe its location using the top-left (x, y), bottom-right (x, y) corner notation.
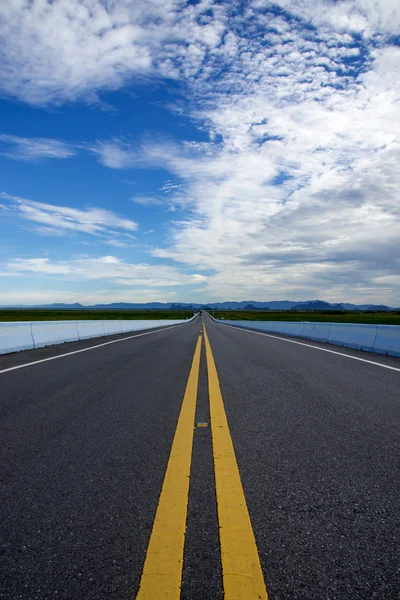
top-left (0, 320), bottom-right (196, 375)
top-left (211, 319), bottom-right (400, 373)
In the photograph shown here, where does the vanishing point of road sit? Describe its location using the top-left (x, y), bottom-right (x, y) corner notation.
top-left (1, 313), bottom-right (399, 599)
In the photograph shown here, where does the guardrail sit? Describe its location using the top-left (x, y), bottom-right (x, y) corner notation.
top-left (0, 315), bottom-right (198, 356)
top-left (210, 317), bottom-right (400, 357)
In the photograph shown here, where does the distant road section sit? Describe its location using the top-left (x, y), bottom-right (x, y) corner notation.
top-left (1, 312), bottom-right (399, 599)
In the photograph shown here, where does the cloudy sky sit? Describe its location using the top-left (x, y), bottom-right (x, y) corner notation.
top-left (0, 0), bottom-right (399, 305)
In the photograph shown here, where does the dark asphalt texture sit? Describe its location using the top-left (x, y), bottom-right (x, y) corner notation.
top-left (204, 314), bottom-right (400, 600)
top-left (181, 339), bottom-right (222, 600)
top-left (0, 318), bottom-right (201, 600)
top-left (1, 313), bottom-right (400, 599)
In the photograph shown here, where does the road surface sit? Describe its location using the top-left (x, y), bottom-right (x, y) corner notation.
top-left (1, 313), bottom-right (399, 599)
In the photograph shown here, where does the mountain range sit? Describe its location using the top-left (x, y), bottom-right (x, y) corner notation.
top-left (1, 300), bottom-right (398, 311)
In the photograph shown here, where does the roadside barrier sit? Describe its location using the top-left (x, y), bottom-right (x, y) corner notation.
top-left (212, 317), bottom-right (400, 357)
top-left (328, 323), bottom-right (377, 352)
top-left (103, 320), bottom-right (123, 336)
top-left (76, 320), bottom-right (106, 340)
top-left (30, 320), bottom-right (80, 348)
top-left (0, 322), bottom-right (35, 354)
top-left (373, 325), bottom-right (400, 357)
top-left (0, 315), bottom-right (198, 355)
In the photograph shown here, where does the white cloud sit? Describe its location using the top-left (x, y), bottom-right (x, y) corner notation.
top-left (131, 196), bottom-right (164, 206)
top-left (104, 239), bottom-right (134, 248)
top-left (0, 289), bottom-right (178, 306)
top-left (135, 3), bottom-right (399, 303)
top-left (0, 0), bottom-right (152, 104)
top-left (0, 134), bottom-right (76, 161)
top-left (4, 255), bottom-right (208, 289)
top-left (260, 0), bottom-right (400, 36)
top-left (0, 0), bottom-right (226, 105)
top-left (1, 1), bottom-right (400, 303)
top-left (0, 193), bottom-right (138, 240)
top-left (92, 139), bottom-right (138, 168)
top-left (160, 181), bottom-right (183, 193)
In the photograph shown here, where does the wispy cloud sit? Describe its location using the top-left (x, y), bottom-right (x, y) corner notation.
top-left (4, 256), bottom-right (208, 289)
top-left (131, 196), bottom-right (164, 206)
top-left (0, 134), bottom-right (76, 161)
top-left (160, 181), bottom-right (182, 194)
top-left (0, 193), bottom-right (138, 242)
top-left (91, 139), bottom-right (138, 168)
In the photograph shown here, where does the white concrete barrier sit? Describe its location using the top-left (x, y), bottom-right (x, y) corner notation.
top-left (31, 320), bottom-right (80, 348)
top-left (257, 321), bottom-right (285, 333)
top-left (0, 322), bottom-right (34, 354)
top-left (284, 322), bottom-right (305, 337)
top-left (103, 320), bottom-right (123, 335)
top-left (328, 323), bottom-right (377, 352)
top-left (305, 323), bottom-right (332, 342)
top-left (120, 320), bottom-right (139, 333)
top-left (76, 320), bottom-right (106, 340)
top-left (215, 317), bottom-right (400, 357)
top-left (0, 315), bottom-right (198, 355)
top-left (373, 326), bottom-right (400, 357)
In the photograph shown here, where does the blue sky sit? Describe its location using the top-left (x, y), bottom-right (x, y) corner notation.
top-left (0, 0), bottom-right (399, 305)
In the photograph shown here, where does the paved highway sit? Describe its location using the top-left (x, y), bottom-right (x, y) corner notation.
top-left (1, 313), bottom-right (399, 599)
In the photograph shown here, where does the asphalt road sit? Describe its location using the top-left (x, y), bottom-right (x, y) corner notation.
top-left (1, 313), bottom-right (399, 599)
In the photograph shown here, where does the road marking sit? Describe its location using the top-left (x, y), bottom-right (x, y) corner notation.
top-left (211, 320), bottom-right (400, 373)
top-left (203, 323), bottom-right (268, 600)
top-left (196, 422), bottom-right (208, 427)
top-left (0, 321), bottom-right (196, 376)
top-left (136, 335), bottom-right (202, 600)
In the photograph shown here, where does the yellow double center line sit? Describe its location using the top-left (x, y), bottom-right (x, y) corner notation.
top-left (136, 336), bottom-right (201, 600)
top-left (136, 323), bottom-right (268, 599)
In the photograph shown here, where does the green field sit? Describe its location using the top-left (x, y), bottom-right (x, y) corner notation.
top-left (0, 309), bottom-right (195, 322)
top-left (212, 310), bottom-right (400, 326)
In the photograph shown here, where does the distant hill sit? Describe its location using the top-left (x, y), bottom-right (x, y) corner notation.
top-left (290, 301), bottom-right (346, 311)
top-left (41, 303), bottom-right (85, 309)
top-left (169, 304), bottom-right (196, 311)
top-left (89, 302), bottom-right (175, 309)
top-left (0, 300), bottom-right (302, 310)
top-left (353, 304), bottom-right (394, 311)
top-left (1, 300), bottom-right (397, 311)
top-left (243, 304), bottom-right (269, 310)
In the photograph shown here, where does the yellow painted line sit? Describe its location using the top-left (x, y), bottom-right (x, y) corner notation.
top-left (203, 323), bottom-right (268, 600)
top-left (136, 336), bottom-right (202, 600)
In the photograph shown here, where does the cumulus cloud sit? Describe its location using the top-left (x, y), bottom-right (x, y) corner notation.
top-left (0, 0), bottom-right (225, 105)
top-left (267, 0), bottom-right (400, 37)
